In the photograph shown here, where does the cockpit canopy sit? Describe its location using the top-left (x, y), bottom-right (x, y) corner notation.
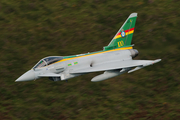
top-left (33, 56), bottom-right (63, 69)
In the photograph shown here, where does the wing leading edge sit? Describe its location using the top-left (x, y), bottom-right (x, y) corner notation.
top-left (70, 59), bottom-right (161, 74)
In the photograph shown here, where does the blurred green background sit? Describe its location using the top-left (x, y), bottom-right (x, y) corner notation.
top-left (0, 0), bottom-right (180, 119)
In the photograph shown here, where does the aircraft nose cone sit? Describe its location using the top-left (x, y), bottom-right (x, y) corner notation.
top-left (15, 70), bottom-right (35, 82)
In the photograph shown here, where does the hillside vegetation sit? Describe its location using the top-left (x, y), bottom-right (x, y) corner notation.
top-left (1, 0), bottom-right (180, 119)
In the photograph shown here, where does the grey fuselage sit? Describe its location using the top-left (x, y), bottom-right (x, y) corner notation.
top-left (33, 49), bottom-right (137, 81)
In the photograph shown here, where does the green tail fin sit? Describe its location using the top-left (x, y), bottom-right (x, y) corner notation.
top-left (104, 13), bottom-right (137, 51)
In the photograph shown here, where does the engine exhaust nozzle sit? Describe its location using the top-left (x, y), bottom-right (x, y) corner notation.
top-left (129, 49), bottom-right (139, 58)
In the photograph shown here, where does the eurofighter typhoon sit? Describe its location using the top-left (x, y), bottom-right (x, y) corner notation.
top-left (15, 13), bottom-right (161, 82)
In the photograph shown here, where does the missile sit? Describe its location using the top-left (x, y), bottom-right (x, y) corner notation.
top-left (128, 66), bottom-right (143, 73)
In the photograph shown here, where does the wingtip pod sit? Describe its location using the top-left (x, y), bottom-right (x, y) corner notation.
top-left (153, 59), bottom-right (161, 64)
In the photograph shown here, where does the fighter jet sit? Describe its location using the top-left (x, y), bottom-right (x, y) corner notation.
top-left (15, 13), bottom-right (161, 82)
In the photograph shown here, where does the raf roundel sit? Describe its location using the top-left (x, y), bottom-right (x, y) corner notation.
top-left (121, 31), bottom-right (126, 38)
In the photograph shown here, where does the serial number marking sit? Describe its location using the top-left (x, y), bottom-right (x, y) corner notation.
top-left (117, 41), bottom-right (124, 47)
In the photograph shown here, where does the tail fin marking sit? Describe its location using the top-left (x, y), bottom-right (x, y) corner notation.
top-left (104, 13), bottom-right (137, 51)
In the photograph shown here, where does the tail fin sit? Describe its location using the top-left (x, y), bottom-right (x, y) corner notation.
top-left (104, 13), bottom-right (137, 51)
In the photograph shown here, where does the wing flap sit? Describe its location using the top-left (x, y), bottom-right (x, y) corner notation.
top-left (70, 59), bottom-right (161, 74)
